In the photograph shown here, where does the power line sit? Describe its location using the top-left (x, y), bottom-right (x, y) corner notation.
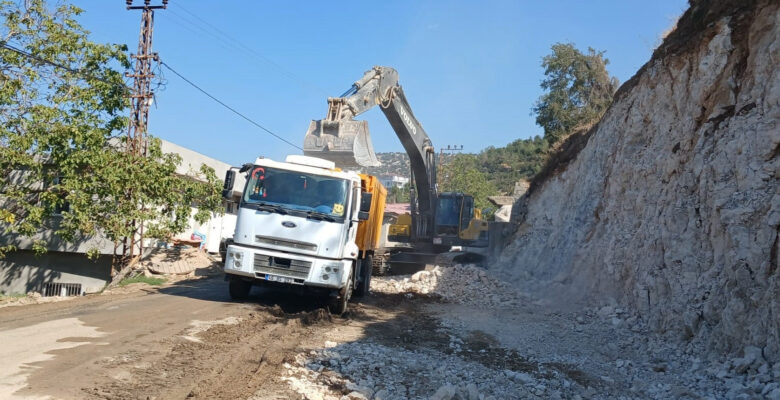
top-left (165, 3), bottom-right (329, 95)
top-left (1, 42), bottom-right (301, 151)
top-left (0, 42), bottom-right (131, 91)
top-left (159, 61), bottom-right (302, 151)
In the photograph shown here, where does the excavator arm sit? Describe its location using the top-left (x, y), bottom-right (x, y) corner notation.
top-left (304, 66), bottom-right (437, 241)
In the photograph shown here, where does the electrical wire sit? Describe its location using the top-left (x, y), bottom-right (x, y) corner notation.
top-left (166, 3), bottom-right (329, 95)
top-left (3, 42), bottom-right (302, 151)
top-left (159, 61), bottom-right (302, 151)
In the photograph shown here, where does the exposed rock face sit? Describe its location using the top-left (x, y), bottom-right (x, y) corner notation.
top-left (498, 0), bottom-right (778, 361)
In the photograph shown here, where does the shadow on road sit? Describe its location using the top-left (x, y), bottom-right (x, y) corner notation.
top-left (155, 271), bottom-right (334, 315)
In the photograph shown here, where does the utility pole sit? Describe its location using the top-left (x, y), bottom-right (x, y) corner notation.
top-left (125, 0), bottom-right (167, 155)
top-left (119, 0), bottom-right (167, 266)
top-left (438, 144), bottom-right (463, 166)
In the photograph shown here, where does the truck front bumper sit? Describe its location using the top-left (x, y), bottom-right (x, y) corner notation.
top-left (223, 244), bottom-right (351, 289)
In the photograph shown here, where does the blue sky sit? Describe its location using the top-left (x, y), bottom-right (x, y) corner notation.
top-left (70, 0), bottom-right (687, 166)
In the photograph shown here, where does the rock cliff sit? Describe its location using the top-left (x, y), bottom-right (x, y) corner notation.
top-left (498, 0), bottom-right (779, 361)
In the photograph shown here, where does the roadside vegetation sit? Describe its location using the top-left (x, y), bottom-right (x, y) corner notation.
top-left (438, 42), bottom-right (619, 205)
top-left (0, 292), bottom-right (27, 301)
top-left (118, 275), bottom-right (166, 287)
top-left (0, 1), bottom-right (223, 269)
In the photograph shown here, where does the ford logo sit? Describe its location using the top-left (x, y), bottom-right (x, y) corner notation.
top-left (281, 221), bottom-right (296, 228)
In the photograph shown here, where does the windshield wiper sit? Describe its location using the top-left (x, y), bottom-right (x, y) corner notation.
top-left (306, 211), bottom-right (336, 222)
top-left (255, 203), bottom-right (287, 215)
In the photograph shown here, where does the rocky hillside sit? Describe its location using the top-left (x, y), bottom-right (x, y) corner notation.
top-left (363, 152), bottom-right (457, 177)
top-left (498, 0), bottom-right (778, 362)
top-left (363, 152), bottom-right (410, 177)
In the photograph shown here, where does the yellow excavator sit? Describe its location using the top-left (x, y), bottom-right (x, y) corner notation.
top-left (303, 66), bottom-right (488, 272)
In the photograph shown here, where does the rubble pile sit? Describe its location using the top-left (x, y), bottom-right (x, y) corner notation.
top-left (575, 304), bottom-right (780, 399)
top-left (282, 341), bottom-right (538, 400)
top-left (371, 264), bottom-right (524, 308)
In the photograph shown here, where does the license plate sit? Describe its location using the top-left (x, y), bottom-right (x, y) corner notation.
top-left (433, 237), bottom-right (442, 244)
top-left (265, 274), bottom-right (295, 284)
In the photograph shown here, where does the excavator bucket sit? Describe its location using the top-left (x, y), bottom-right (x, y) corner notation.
top-left (303, 119), bottom-right (381, 169)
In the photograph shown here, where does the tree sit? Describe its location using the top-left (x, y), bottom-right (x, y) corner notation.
top-left (475, 135), bottom-right (549, 194)
top-left (533, 43), bottom-right (619, 144)
top-left (438, 154), bottom-right (497, 213)
top-left (0, 1), bottom-right (222, 263)
top-left (387, 183), bottom-right (410, 204)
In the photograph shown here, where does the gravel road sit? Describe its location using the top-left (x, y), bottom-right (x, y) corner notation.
top-left (0, 264), bottom-right (775, 399)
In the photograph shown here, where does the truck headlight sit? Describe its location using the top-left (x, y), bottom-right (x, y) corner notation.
top-left (324, 262), bottom-right (341, 272)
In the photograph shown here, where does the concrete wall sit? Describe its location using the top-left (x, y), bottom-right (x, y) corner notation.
top-left (160, 139), bottom-right (232, 179)
top-left (160, 139), bottom-right (238, 253)
top-left (0, 250), bottom-right (112, 295)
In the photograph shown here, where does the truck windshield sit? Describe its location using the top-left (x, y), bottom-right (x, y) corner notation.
top-left (242, 166), bottom-right (349, 218)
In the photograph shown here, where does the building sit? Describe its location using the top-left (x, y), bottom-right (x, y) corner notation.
top-left (0, 139), bottom-right (237, 295)
top-left (487, 180), bottom-right (530, 222)
top-left (159, 140), bottom-right (238, 254)
top-left (378, 175), bottom-right (409, 189)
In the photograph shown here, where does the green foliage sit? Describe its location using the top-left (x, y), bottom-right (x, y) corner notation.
top-left (387, 183), bottom-right (410, 204)
top-left (533, 43), bottom-right (619, 144)
top-left (0, 291), bottom-right (26, 299)
top-left (118, 274), bottom-right (166, 287)
top-left (475, 136), bottom-right (549, 194)
top-left (438, 154), bottom-right (497, 212)
top-left (0, 1), bottom-right (223, 261)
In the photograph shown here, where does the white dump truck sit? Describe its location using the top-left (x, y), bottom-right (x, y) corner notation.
top-left (221, 155), bottom-right (386, 314)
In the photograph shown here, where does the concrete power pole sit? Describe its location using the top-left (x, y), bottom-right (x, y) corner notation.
top-left (119, 0), bottom-right (167, 266)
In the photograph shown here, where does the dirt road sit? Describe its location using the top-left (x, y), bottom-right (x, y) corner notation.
top-left (0, 267), bottom-right (762, 400)
top-left (0, 276), bottom-right (342, 399)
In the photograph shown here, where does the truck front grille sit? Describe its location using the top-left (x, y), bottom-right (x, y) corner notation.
top-left (253, 255), bottom-right (312, 279)
top-left (255, 235), bottom-right (317, 252)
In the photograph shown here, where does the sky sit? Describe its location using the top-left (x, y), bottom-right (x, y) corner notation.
top-left (68, 0), bottom-right (688, 166)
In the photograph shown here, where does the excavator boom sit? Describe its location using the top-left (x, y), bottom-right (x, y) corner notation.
top-left (304, 66), bottom-right (489, 274)
top-left (303, 66), bottom-right (437, 241)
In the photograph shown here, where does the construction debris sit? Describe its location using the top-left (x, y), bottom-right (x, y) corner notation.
top-left (371, 264), bottom-right (525, 309)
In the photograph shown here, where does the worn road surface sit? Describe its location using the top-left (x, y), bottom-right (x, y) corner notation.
top-left (0, 275), bottom-right (359, 399)
top-left (0, 267), bottom-right (744, 400)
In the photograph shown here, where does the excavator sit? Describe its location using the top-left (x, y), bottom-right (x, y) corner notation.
top-left (303, 66), bottom-right (489, 273)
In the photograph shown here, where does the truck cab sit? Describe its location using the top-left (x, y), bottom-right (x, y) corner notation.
top-left (222, 155), bottom-right (385, 314)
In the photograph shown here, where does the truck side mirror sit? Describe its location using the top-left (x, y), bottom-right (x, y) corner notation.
top-left (358, 211), bottom-right (370, 221)
top-left (222, 169), bottom-right (236, 199)
top-left (360, 192), bottom-right (373, 213)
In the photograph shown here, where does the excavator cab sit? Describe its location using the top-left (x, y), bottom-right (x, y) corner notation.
top-left (433, 193), bottom-right (489, 248)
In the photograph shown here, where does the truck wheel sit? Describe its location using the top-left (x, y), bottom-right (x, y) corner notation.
top-left (353, 255), bottom-right (372, 298)
top-left (328, 271), bottom-right (352, 315)
top-left (228, 276), bottom-right (251, 300)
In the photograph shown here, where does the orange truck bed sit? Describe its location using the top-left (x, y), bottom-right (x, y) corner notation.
top-left (356, 174), bottom-right (387, 252)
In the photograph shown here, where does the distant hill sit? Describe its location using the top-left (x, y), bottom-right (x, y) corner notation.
top-left (367, 136), bottom-right (547, 195)
top-left (363, 152), bottom-right (460, 178)
top-left (363, 152), bottom-right (410, 177)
